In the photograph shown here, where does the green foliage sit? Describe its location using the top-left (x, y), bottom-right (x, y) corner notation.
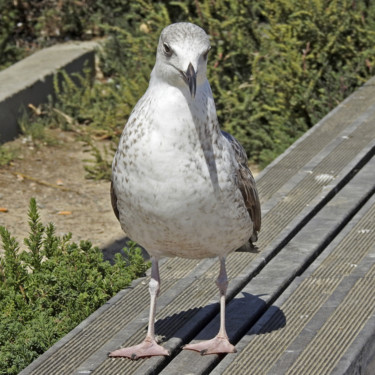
top-left (83, 141), bottom-right (113, 181)
top-left (0, 198), bottom-right (148, 374)
top-left (0, 143), bottom-right (17, 166)
top-left (94, 0), bottom-right (375, 166)
top-left (242, 0), bottom-right (375, 165)
top-left (9, 0), bottom-right (375, 171)
top-left (52, 68), bottom-right (132, 137)
top-left (18, 108), bottom-right (59, 147)
top-left (0, 0), bottom-right (26, 70)
top-left (0, 0), bottom-right (132, 70)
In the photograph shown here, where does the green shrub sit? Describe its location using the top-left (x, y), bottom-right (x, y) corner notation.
top-left (0, 0), bottom-right (132, 70)
top-left (83, 141), bottom-right (113, 181)
top-left (0, 198), bottom-right (148, 375)
top-left (0, 143), bottom-right (17, 166)
top-left (9, 0), bottom-right (375, 170)
top-left (0, 0), bottom-right (26, 70)
top-left (238, 0), bottom-right (375, 165)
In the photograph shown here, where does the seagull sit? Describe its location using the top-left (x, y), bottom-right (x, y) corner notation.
top-left (109, 22), bottom-right (261, 359)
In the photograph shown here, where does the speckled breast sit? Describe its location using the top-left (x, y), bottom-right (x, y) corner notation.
top-left (112, 87), bottom-right (252, 259)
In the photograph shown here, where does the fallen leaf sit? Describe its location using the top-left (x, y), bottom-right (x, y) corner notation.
top-left (57, 211), bottom-right (72, 215)
top-left (0, 207), bottom-right (8, 213)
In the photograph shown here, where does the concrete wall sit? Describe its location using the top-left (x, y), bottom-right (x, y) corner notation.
top-left (0, 41), bottom-right (98, 143)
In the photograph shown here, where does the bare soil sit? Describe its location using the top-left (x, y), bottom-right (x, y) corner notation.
top-left (0, 130), bottom-right (125, 259)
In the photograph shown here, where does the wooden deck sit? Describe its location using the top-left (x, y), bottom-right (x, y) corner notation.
top-left (20, 76), bottom-right (375, 375)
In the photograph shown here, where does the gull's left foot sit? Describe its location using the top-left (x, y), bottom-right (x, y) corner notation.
top-left (183, 336), bottom-right (236, 355)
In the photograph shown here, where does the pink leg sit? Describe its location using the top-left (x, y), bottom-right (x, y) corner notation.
top-left (183, 256), bottom-right (236, 355)
top-left (109, 257), bottom-right (169, 359)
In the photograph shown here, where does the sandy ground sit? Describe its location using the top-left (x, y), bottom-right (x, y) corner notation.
top-left (0, 130), bottom-right (125, 260)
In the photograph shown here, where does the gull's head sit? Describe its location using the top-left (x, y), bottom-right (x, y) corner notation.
top-left (152, 22), bottom-right (211, 98)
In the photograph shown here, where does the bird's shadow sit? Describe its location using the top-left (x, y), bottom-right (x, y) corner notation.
top-left (153, 291), bottom-right (286, 346)
top-left (102, 240), bottom-right (284, 346)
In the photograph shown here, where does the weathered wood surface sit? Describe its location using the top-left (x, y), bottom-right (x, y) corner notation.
top-left (21, 76), bottom-right (375, 375)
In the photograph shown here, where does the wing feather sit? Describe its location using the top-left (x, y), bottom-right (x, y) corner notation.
top-left (110, 180), bottom-right (120, 221)
top-left (221, 131), bottom-right (261, 242)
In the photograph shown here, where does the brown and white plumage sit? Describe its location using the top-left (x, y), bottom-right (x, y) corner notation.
top-left (109, 22), bottom-right (261, 359)
top-left (221, 130), bottom-right (261, 243)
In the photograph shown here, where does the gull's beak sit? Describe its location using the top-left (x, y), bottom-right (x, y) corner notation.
top-left (183, 63), bottom-right (196, 98)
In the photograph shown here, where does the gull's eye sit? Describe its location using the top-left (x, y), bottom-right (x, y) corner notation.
top-left (163, 43), bottom-right (172, 57)
top-left (203, 47), bottom-right (211, 61)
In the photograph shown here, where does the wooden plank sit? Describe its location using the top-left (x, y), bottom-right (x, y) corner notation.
top-left (159, 155), bottom-right (375, 375)
top-left (19, 75), bottom-right (375, 375)
top-left (213, 193), bottom-right (375, 375)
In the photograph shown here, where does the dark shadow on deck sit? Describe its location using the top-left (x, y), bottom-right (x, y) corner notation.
top-left (153, 292), bottom-right (286, 343)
